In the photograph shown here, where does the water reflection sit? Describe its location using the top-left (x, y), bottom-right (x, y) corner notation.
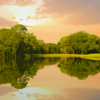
top-left (58, 57), bottom-right (100, 80)
top-left (0, 57), bottom-right (60, 89)
top-left (0, 57), bottom-right (100, 89)
top-left (1, 57), bottom-right (100, 100)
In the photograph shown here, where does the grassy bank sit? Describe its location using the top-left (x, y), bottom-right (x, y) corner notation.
top-left (32, 54), bottom-right (81, 57)
top-left (32, 54), bottom-right (100, 57)
top-left (1, 54), bottom-right (99, 60)
top-left (31, 54), bottom-right (100, 60)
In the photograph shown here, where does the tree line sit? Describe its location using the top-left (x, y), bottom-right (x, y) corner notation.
top-left (0, 24), bottom-right (100, 58)
top-left (0, 24), bottom-right (59, 58)
top-left (58, 31), bottom-right (100, 54)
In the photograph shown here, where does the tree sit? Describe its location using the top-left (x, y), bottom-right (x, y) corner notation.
top-left (11, 24), bottom-right (27, 34)
top-left (37, 40), bottom-right (45, 53)
top-left (58, 36), bottom-right (71, 54)
top-left (87, 34), bottom-right (99, 53)
top-left (23, 33), bottom-right (38, 54)
top-left (69, 31), bottom-right (90, 54)
top-left (43, 43), bottom-right (59, 54)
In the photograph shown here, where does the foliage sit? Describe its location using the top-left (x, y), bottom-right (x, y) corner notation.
top-left (0, 57), bottom-right (60, 89)
top-left (0, 25), bottom-right (100, 59)
top-left (58, 57), bottom-right (100, 80)
top-left (58, 31), bottom-right (100, 54)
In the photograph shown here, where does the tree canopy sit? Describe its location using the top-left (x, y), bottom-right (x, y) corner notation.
top-left (0, 24), bottom-right (100, 59)
top-left (58, 31), bottom-right (100, 54)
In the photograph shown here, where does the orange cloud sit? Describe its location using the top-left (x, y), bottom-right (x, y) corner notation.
top-left (26, 16), bottom-right (31, 20)
top-left (0, 0), bottom-right (13, 5)
top-left (14, 0), bottom-right (37, 7)
top-left (28, 93), bottom-right (69, 100)
top-left (11, 16), bottom-right (16, 20)
top-left (19, 18), bottom-right (23, 21)
top-left (0, 0), bottom-right (37, 6)
top-left (0, 16), bottom-right (16, 27)
top-left (36, 0), bottom-right (100, 25)
top-left (63, 88), bottom-right (100, 100)
top-left (0, 86), bottom-right (14, 97)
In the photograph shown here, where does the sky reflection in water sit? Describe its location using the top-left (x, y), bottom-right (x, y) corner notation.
top-left (0, 57), bottom-right (100, 100)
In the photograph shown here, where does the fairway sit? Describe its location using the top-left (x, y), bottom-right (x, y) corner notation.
top-left (31, 54), bottom-right (100, 60)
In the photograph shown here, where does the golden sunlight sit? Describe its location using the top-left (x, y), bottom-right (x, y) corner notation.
top-left (0, 0), bottom-right (44, 26)
top-left (19, 18), bottom-right (52, 26)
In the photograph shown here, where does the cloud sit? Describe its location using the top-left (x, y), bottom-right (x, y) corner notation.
top-left (14, 0), bottom-right (37, 7)
top-left (0, 16), bottom-right (16, 27)
top-left (63, 88), bottom-right (100, 100)
top-left (63, 11), bottom-right (100, 25)
top-left (0, 0), bottom-right (13, 5)
top-left (0, 0), bottom-right (37, 6)
top-left (28, 93), bottom-right (70, 100)
top-left (0, 86), bottom-right (14, 96)
top-left (29, 14), bottom-right (51, 20)
top-left (36, 0), bottom-right (100, 25)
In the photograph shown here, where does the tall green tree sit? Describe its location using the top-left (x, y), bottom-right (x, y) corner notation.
top-left (11, 24), bottom-right (27, 34)
top-left (58, 36), bottom-right (71, 54)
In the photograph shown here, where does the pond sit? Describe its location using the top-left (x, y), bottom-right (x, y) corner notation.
top-left (0, 57), bottom-right (100, 100)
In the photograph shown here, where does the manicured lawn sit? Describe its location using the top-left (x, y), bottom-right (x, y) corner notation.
top-left (32, 54), bottom-right (82, 57)
top-left (32, 54), bottom-right (100, 58)
top-left (24, 53), bottom-right (100, 60)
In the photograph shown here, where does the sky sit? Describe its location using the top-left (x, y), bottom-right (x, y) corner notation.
top-left (0, 0), bottom-right (100, 43)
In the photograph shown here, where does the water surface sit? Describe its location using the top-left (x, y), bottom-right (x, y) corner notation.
top-left (0, 57), bottom-right (100, 100)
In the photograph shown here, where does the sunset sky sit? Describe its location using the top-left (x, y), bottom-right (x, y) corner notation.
top-left (0, 0), bottom-right (100, 43)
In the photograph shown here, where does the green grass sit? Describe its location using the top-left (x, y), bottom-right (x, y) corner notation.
top-left (32, 54), bottom-right (100, 57)
top-left (31, 54), bottom-right (100, 60)
top-left (0, 53), bottom-right (100, 60)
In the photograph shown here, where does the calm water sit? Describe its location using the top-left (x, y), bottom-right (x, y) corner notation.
top-left (0, 57), bottom-right (100, 100)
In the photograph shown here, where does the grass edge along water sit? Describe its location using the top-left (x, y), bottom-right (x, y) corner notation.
top-left (31, 54), bottom-right (100, 60)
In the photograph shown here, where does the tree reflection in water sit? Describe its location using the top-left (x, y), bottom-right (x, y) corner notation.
top-left (0, 57), bottom-right (100, 89)
top-left (58, 57), bottom-right (100, 80)
top-left (0, 57), bottom-right (60, 89)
